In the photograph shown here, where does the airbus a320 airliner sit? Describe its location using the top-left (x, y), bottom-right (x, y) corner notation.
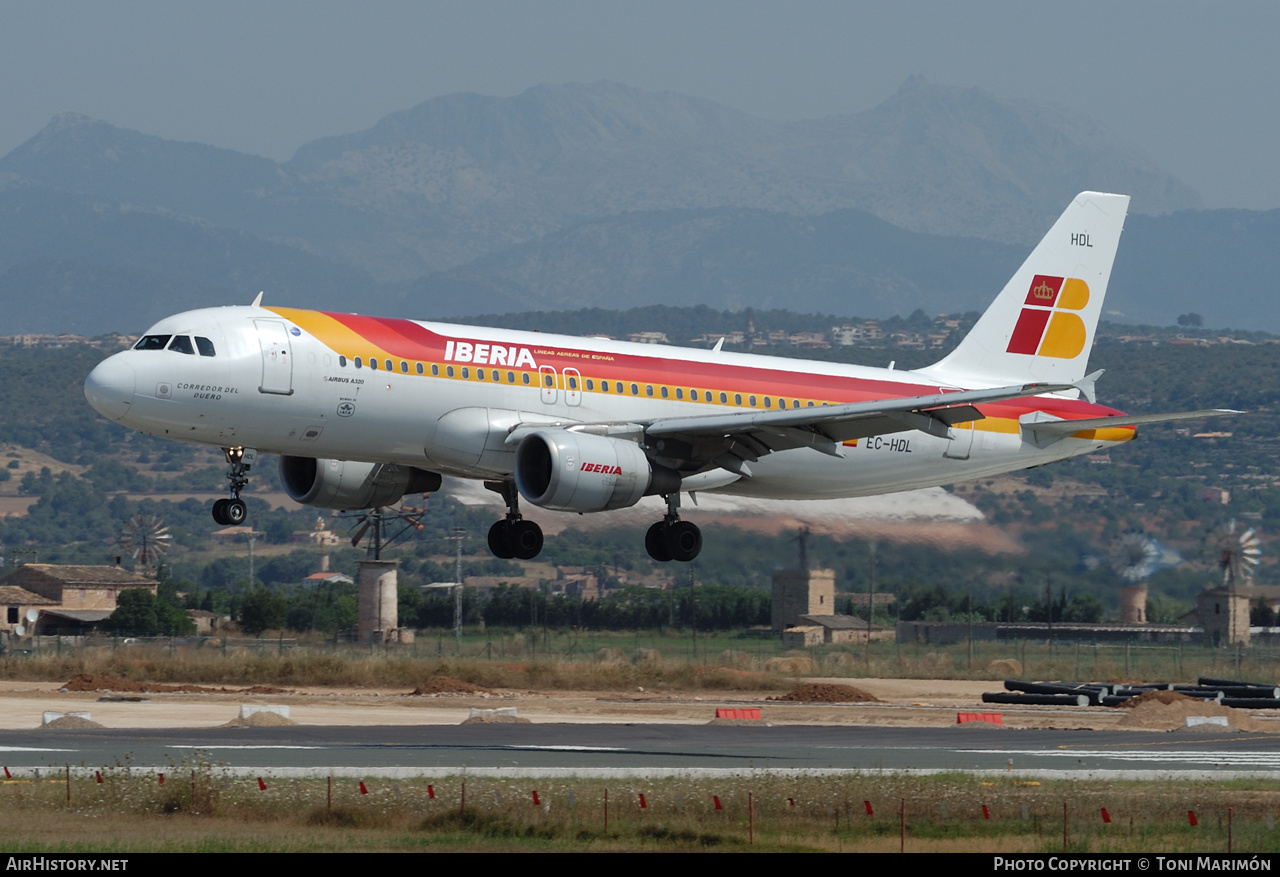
top-left (84, 192), bottom-right (1232, 562)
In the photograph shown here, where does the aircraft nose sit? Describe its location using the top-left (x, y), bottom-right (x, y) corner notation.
top-left (84, 356), bottom-right (136, 422)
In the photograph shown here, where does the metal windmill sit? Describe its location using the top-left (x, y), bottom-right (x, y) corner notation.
top-left (1109, 532), bottom-right (1162, 584)
top-left (347, 502), bottom-right (427, 559)
top-left (1211, 519), bottom-right (1262, 591)
top-left (116, 513), bottom-right (172, 568)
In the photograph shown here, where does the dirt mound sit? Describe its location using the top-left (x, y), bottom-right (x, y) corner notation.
top-left (769, 683), bottom-right (881, 703)
top-left (223, 710), bottom-right (298, 728)
top-left (62, 674), bottom-right (291, 696)
top-left (1116, 691), bottom-right (1267, 732)
top-left (41, 715), bottom-right (104, 729)
top-left (410, 676), bottom-right (491, 696)
top-left (1114, 690), bottom-right (1198, 709)
top-left (461, 714), bottom-right (529, 725)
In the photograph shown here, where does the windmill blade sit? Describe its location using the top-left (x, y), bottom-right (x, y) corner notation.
top-left (350, 520), bottom-right (372, 547)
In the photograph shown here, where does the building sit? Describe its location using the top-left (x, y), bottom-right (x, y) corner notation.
top-left (0, 564), bottom-right (157, 635)
top-left (771, 568), bottom-right (835, 632)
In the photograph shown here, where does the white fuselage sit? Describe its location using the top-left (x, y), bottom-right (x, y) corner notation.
top-left (84, 305), bottom-right (1130, 504)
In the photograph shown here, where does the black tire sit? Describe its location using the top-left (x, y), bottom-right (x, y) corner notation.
top-left (665, 520), bottom-right (702, 562)
top-left (488, 520), bottom-right (515, 559)
top-left (645, 522), bottom-right (673, 562)
top-left (510, 520), bottom-right (544, 560)
top-left (212, 499), bottom-right (229, 526)
top-left (225, 499), bottom-right (248, 526)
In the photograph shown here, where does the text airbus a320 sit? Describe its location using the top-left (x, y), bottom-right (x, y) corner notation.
top-left (84, 192), bottom-right (1233, 562)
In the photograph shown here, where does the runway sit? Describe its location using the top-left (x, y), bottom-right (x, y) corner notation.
top-left (3, 723), bottom-right (1279, 780)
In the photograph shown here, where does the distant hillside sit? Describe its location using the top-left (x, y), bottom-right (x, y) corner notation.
top-left (8, 78), bottom-right (1275, 334)
top-left (1, 79), bottom-right (1199, 284)
top-left (0, 184), bottom-right (378, 334)
top-left (398, 207), bottom-right (1025, 318)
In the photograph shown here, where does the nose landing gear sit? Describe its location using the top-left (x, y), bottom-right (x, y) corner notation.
top-left (484, 481), bottom-right (544, 560)
top-left (645, 492), bottom-right (702, 562)
top-left (212, 447), bottom-right (256, 526)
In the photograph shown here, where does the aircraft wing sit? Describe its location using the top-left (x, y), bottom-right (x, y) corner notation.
top-left (1022, 409), bottom-right (1242, 438)
top-left (636, 381), bottom-right (1078, 467)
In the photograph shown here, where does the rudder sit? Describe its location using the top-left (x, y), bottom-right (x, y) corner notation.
top-left (918, 191), bottom-right (1130, 387)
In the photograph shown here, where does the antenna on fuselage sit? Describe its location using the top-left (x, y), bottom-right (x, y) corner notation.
top-left (251, 291), bottom-right (264, 307)
top-left (712, 337), bottom-right (724, 352)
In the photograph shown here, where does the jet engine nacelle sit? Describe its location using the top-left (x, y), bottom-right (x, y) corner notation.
top-left (514, 430), bottom-right (680, 513)
top-left (280, 456), bottom-right (442, 510)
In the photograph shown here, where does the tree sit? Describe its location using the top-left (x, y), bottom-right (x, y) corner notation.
top-left (239, 588), bottom-right (288, 635)
top-left (109, 588), bottom-right (159, 635)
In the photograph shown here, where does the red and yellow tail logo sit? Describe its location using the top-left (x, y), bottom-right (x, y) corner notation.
top-left (1006, 275), bottom-right (1090, 358)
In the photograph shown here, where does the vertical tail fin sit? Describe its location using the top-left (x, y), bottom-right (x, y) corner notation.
top-left (918, 191), bottom-right (1130, 387)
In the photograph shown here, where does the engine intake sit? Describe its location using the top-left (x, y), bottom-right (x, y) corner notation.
top-left (514, 430), bottom-right (679, 512)
top-left (280, 456), bottom-right (441, 510)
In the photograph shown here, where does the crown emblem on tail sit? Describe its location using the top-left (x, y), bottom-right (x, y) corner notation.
top-left (1031, 280), bottom-right (1056, 301)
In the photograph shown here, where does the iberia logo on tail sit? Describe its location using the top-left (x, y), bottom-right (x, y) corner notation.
top-left (1006, 275), bottom-right (1090, 358)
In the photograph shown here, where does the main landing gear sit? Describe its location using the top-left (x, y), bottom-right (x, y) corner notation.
top-left (485, 481), bottom-right (544, 560)
top-left (212, 446), bottom-right (255, 526)
top-left (645, 492), bottom-right (702, 563)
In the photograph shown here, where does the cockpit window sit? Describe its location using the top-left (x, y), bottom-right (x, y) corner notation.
top-left (195, 336), bottom-right (216, 357)
top-left (168, 336), bottom-right (195, 355)
top-left (135, 335), bottom-right (171, 351)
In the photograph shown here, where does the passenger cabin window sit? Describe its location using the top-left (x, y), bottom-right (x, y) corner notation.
top-left (355, 357), bottom-right (363, 368)
top-left (600, 381), bottom-right (609, 393)
top-left (430, 364), bottom-right (438, 376)
top-left (339, 355), bottom-right (347, 367)
top-left (195, 337), bottom-right (216, 357)
top-left (522, 373), bottom-right (530, 385)
top-left (400, 361), bottom-right (409, 373)
top-left (369, 358), bottom-right (377, 370)
top-left (167, 336), bottom-right (195, 355)
top-left (446, 365), bottom-right (455, 377)
top-left (385, 359), bottom-right (392, 372)
top-left (416, 363), bottom-right (424, 375)
top-left (135, 335), bottom-right (171, 351)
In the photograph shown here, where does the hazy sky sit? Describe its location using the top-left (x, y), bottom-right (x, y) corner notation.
top-left (3, 1), bottom-right (1277, 209)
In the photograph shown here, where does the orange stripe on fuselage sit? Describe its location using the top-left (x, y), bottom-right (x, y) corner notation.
top-left (266, 307), bottom-right (1130, 428)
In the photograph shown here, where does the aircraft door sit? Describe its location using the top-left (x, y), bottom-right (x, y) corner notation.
top-left (255, 320), bottom-right (294, 395)
top-left (563, 368), bottom-right (582, 406)
top-left (539, 366), bottom-right (558, 404)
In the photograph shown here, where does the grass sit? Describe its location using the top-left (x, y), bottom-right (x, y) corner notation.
top-left (5, 633), bottom-right (1279, 691)
top-left (5, 764), bottom-right (1280, 852)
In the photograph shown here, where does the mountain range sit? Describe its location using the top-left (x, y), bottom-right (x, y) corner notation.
top-left (0, 78), bottom-right (1272, 334)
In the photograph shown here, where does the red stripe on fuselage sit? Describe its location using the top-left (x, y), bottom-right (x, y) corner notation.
top-left (310, 311), bottom-right (1125, 423)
